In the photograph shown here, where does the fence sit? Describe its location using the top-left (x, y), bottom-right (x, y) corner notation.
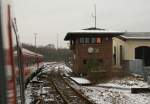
top-left (123, 59), bottom-right (144, 75)
top-left (143, 67), bottom-right (150, 83)
top-left (123, 59), bottom-right (150, 83)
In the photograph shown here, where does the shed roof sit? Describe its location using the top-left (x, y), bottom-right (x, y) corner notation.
top-left (64, 28), bottom-right (125, 40)
top-left (120, 32), bottom-right (150, 40)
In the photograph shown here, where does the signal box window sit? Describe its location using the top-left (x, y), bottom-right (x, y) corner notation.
top-left (85, 37), bottom-right (90, 44)
top-left (91, 37), bottom-right (96, 44)
top-left (79, 37), bottom-right (84, 44)
top-left (80, 37), bottom-right (102, 44)
top-left (96, 37), bottom-right (102, 44)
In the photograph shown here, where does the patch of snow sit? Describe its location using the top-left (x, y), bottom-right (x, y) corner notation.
top-left (80, 86), bottom-right (150, 104)
top-left (70, 29), bottom-right (124, 34)
top-left (38, 87), bottom-right (49, 95)
top-left (43, 98), bottom-right (55, 102)
top-left (70, 77), bottom-right (91, 85)
top-left (70, 76), bottom-right (150, 104)
top-left (40, 62), bottom-right (72, 76)
top-left (98, 77), bottom-right (149, 88)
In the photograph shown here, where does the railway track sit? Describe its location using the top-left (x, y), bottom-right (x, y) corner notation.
top-left (30, 73), bottom-right (65, 104)
top-left (51, 74), bottom-right (94, 104)
top-left (33, 75), bottom-right (93, 104)
top-left (27, 63), bottom-right (94, 104)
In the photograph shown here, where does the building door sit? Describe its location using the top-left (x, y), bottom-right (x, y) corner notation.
top-left (120, 45), bottom-right (123, 65)
top-left (135, 46), bottom-right (150, 66)
top-left (113, 46), bottom-right (116, 65)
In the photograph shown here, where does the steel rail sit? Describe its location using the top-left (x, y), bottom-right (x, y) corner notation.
top-left (51, 77), bottom-right (70, 104)
top-left (51, 75), bottom-right (94, 104)
top-left (29, 63), bottom-right (94, 104)
top-left (33, 73), bottom-right (66, 104)
top-left (61, 75), bottom-right (95, 104)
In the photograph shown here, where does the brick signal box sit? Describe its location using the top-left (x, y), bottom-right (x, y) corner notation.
top-left (64, 28), bottom-right (124, 75)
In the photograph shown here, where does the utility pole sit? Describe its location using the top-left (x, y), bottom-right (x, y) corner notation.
top-left (34, 33), bottom-right (37, 49)
top-left (94, 4), bottom-right (97, 28)
top-left (34, 33), bottom-right (38, 69)
top-left (57, 33), bottom-right (59, 50)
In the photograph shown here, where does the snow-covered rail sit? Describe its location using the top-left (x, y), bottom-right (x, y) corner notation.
top-left (31, 73), bottom-right (94, 104)
top-left (51, 74), bottom-right (94, 104)
top-left (26, 62), bottom-right (94, 104)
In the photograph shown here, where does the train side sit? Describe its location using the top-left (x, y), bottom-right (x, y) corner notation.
top-left (20, 48), bottom-right (44, 79)
top-left (0, 0), bottom-right (18, 103)
top-left (0, 0), bottom-right (44, 103)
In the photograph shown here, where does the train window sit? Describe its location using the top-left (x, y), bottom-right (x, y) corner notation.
top-left (79, 37), bottom-right (84, 44)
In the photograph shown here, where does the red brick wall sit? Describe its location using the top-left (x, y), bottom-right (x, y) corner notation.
top-left (71, 37), bottom-right (113, 74)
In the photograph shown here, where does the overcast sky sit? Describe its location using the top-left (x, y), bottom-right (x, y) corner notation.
top-left (12, 0), bottom-right (150, 48)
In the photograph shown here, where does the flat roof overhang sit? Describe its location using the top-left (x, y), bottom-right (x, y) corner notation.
top-left (64, 31), bottom-right (125, 40)
top-left (120, 35), bottom-right (150, 40)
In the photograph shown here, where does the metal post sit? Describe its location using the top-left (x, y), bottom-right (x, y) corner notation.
top-left (12, 17), bottom-right (26, 104)
top-left (57, 33), bottom-right (59, 50)
top-left (34, 33), bottom-right (38, 69)
top-left (18, 47), bottom-right (25, 104)
top-left (34, 33), bottom-right (37, 50)
top-left (94, 4), bottom-right (97, 28)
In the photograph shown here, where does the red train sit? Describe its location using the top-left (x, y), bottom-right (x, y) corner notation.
top-left (0, 0), bottom-right (44, 103)
top-left (14, 48), bottom-right (44, 78)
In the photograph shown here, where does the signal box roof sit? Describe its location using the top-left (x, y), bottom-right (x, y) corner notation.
top-left (64, 27), bottom-right (125, 40)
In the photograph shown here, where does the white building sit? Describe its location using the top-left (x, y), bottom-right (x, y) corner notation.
top-left (113, 32), bottom-right (150, 69)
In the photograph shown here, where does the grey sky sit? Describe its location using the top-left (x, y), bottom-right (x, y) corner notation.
top-left (12, 0), bottom-right (150, 48)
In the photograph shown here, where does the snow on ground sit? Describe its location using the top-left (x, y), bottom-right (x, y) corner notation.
top-left (70, 76), bottom-right (150, 104)
top-left (25, 77), bottom-right (39, 104)
top-left (41, 62), bottom-right (72, 76)
top-left (57, 64), bottom-right (72, 74)
top-left (25, 62), bottom-right (72, 103)
top-left (97, 76), bottom-right (149, 88)
top-left (25, 86), bottom-right (32, 104)
top-left (80, 86), bottom-right (150, 104)
top-left (70, 77), bottom-right (91, 85)
top-left (25, 62), bottom-right (150, 104)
